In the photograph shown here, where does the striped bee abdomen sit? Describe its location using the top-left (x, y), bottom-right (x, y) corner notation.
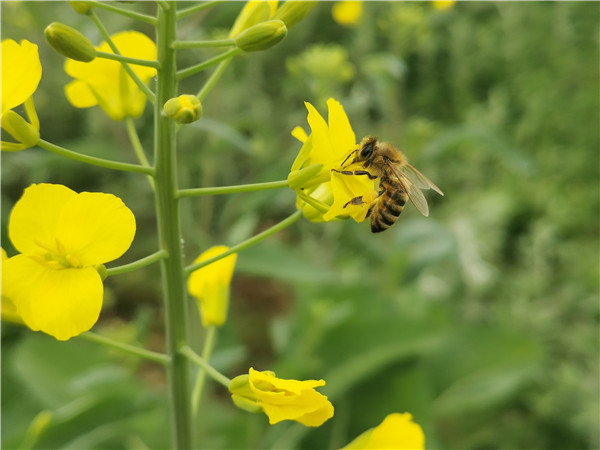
top-left (370, 187), bottom-right (407, 233)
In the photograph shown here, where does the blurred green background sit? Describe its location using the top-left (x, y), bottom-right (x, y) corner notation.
top-left (2, 1), bottom-right (598, 449)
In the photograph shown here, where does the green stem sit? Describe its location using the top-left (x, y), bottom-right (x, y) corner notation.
top-left (191, 326), bottom-right (217, 418)
top-left (154, 4), bottom-right (193, 448)
top-left (185, 210), bottom-right (302, 275)
top-left (37, 139), bottom-right (155, 175)
top-left (176, 48), bottom-right (241, 80)
top-left (80, 331), bottom-right (168, 364)
top-left (176, 1), bottom-right (225, 20)
top-left (157, 0), bottom-right (170, 10)
top-left (93, 1), bottom-right (157, 24)
top-left (95, 50), bottom-right (159, 68)
top-left (106, 250), bottom-right (168, 276)
top-left (172, 39), bottom-right (235, 49)
top-left (178, 180), bottom-right (288, 198)
top-left (180, 344), bottom-right (230, 388)
top-left (125, 117), bottom-right (155, 189)
top-left (89, 10), bottom-right (157, 103)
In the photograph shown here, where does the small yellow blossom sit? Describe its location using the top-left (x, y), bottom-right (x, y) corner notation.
top-left (342, 413), bottom-right (425, 450)
top-left (187, 246), bottom-right (237, 327)
top-left (230, 367), bottom-right (334, 427)
top-left (2, 183), bottom-right (136, 340)
top-left (433, 1), bottom-right (456, 11)
top-left (332, 1), bottom-right (363, 26)
top-left (290, 98), bottom-right (378, 222)
top-left (64, 31), bottom-right (156, 121)
top-left (1, 39), bottom-right (42, 151)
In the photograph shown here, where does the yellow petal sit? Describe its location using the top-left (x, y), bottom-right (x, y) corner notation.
top-left (291, 125), bottom-right (308, 143)
top-left (56, 191), bottom-right (136, 266)
top-left (64, 31), bottom-right (156, 120)
top-left (326, 97), bottom-right (356, 164)
top-left (323, 171), bottom-right (377, 222)
top-left (1, 248), bottom-right (22, 323)
top-left (188, 246), bottom-right (237, 298)
top-left (3, 254), bottom-right (103, 340)
top-left (188, 246), bottom-right (237, 327)
top-left (304, 101), bottom-right (334, 168)
top-left (1, 39), bottom-right (42, 114)
top-left (8, 183), bottom-right (77, 257)
top-left (343, 413), bottom-right (425, 449)
top-left (64, 80), bottom-right (98, 108)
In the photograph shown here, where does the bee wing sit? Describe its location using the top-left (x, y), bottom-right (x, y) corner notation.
top-left (398, 164), bottom-right (444, 196)
top-left (385, 161), bottom-right (431, 217)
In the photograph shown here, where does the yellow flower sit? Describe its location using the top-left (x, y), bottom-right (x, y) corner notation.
top-left (187, 246), bottom-right (237, 327)
top-left (433, 1), bottom-right (456, 11)
top-left (289, 98), bottom-right (378, 223)
top-left (229, 367), bottom-right (334, 427)
top-left (342, 413), bottom-right (425, 450)
top-left (1, 39), bottom-right (41, 151)
top-left (2, 183), bottom-right (136, 340)
top-left (64, 31), bottom-right (157, 121)
top-left (332, 1), bottom-right (363, 26)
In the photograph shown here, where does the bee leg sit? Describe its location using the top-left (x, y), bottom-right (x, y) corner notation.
top-left (332, 169), bottom-right (378, 180)
top-left (343, 196), bottom-right (367, 208)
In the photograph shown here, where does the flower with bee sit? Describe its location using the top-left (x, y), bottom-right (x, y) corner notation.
top-left (289, 98), bottom-right (443, 232)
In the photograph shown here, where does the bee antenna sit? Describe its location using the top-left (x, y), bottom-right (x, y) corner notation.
top-left (341, 149), bottom-right (358, 167)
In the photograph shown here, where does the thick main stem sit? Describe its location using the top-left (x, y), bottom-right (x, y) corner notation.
top-left (154, 3), bottom-right (193, 449)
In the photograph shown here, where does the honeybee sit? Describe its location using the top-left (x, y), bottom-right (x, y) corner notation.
top-left (334, 136), bottom-right (444, 233)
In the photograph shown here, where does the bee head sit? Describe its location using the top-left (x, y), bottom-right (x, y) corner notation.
top-left (357, 136), bottom-right (377, 162)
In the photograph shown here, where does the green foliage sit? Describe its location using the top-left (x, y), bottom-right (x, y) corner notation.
top-left (2, 1), bottom-right (598, 449)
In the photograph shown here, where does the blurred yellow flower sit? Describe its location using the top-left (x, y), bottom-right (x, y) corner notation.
top-left (2, 183), bottom-right (136, 340)
top-left (229, 367), bottom-right (334, 426)
top-left (332, 1), bottom-right (363, 26)
top-left (64, 31), bottom-right (156, 121)
top-left (1, 39), bottom-right (41, 151)
top-left (342, 413), bottom-right (425, 450)
top-left (433, 1), bottom-right (456, 11)
top-left (187, 246), bottom-right (237, 327)
top-left (289, 98), bottom-right (378, 222)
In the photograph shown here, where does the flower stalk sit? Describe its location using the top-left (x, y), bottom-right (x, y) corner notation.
top-left (177, 179), bottom-right (288, 198)
top-left (185, 210), bottom-right (302, 275)
top-left (153, 4), bottom-right (193, 448)
top-left (37, 139), bottom-right (155, 175)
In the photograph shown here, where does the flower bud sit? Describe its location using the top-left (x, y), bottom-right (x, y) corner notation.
top-left (45, 22), bottom-right (96, 62)
top-left (69, 1), bottom-right (92, 15)
top-left (163, 95), bottom-right (203, 124)
top-left (229, 1), bottom-right (274, 38)
top-left (234, 20), bottom-right (287, 53)
top-left (287, 163), bottom-right (324, 190)
top-left (1, 111), bottom-right (40, 149)
top-left (272, 1), bottom-right (317, 28)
